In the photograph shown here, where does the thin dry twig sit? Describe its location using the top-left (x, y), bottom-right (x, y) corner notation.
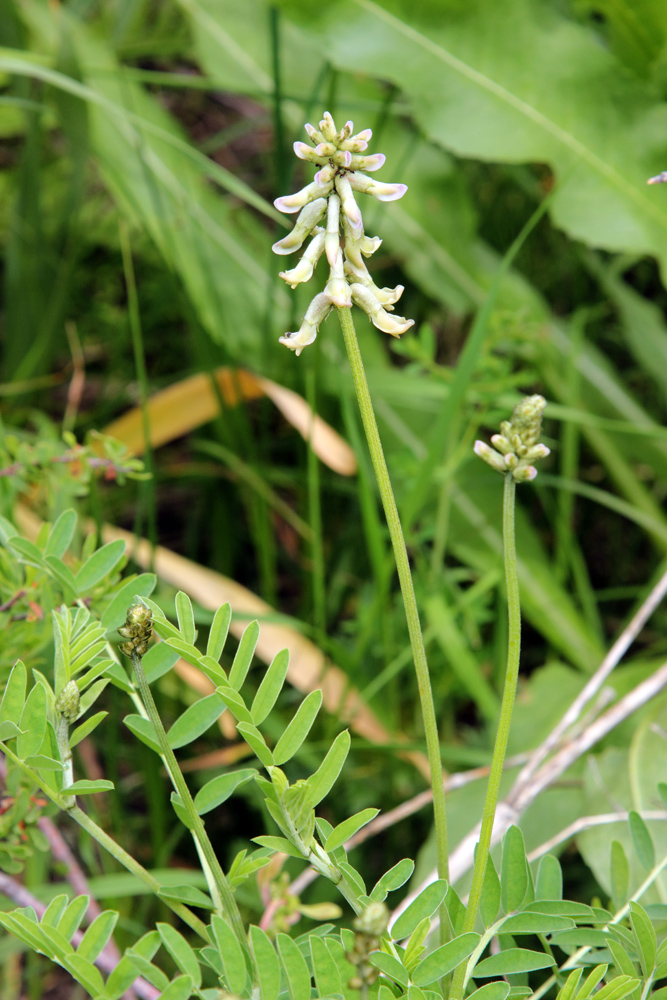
top-left (526, 810), bottom-right (667, 863)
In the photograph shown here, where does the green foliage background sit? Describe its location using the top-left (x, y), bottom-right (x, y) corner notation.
top-left (3, 0), bottom-right (667, 994)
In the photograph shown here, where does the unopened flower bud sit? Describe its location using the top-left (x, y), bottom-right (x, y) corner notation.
top-left (279, 293), bottom-right (332, 356)
top-left (56, 681), bottom-right (80, 724)
top-left (349, 172), bottom-right (407, 202)
top-left (272, 199), bottom-right (327, 255)
top-left (335, 174), bottom-right (362, 229)
top-left (350, 284), bottom-right (414, 337)
top-left (279, 232), bottom-right (325, 288)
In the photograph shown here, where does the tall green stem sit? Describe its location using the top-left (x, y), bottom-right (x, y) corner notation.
top-left (130, 651), bottom-right (248, 952)
top-left (337, 306), bottom-right (449, 889)
top-left (450, 473), bottom-right (520, 999)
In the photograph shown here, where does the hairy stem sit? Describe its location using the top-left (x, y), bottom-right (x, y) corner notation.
top-left (451, 473), bottom-right (520, 998)
top-left (130, 651), bottom-right (247, 951)
top-left (337, 306), bottom-right (449, 891)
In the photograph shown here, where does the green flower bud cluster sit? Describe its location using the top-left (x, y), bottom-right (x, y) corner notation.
top-left (346, 902), bottom-right (389, 990)
top-left (474, 395), bottom-right (550, 482)
top-left (118, 602), bottom-right (153, 657)
top-left (273, 112), bottom-right (414, 355)
top-left (56, 680), bottom-right (80, 724)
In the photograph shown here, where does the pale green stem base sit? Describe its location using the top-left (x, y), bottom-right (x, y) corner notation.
top-left (337, 307), bottom-right (449, 890)
top-left (130, 651), bottom-right (248, 952)
top-left (450, 473), bottom-right (520, 1000)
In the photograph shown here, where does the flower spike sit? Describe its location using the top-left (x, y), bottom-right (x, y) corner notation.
top-left (273, 111), bottom-right (412, 355)
top-left (474, 395), bottom-right (550, 482)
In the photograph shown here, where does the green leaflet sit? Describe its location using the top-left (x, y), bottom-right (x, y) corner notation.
top-left (391, 880), bottom-right (449, 941)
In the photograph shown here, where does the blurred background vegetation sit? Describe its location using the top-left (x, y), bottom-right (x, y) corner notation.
top-left (4, 0), bottom-right (667, 993)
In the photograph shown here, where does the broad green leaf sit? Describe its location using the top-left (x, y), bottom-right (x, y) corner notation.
top-left (76, 910), bottom-right (118, 962)
top-left (0, 721), bottom-right (23, 741)
top-left (525, 900), bottom-right (596, 918)
top-left (0, 513), bottom-right (18, 542)
top-left (369, 951), bottom-right (410, 987)
top-left (501, 913), bottom-right (574, 934)
top-left (339, 860), bottom-right (366, 898)
top-left (611, 839), bottom-right (630, 911)
top-left (76, 658), bottom-right (114, 691)
top-left (42, 895), bottom-right (69, 927)
top-left (0, 660), bottom-right (27, 723)
top-left (250, 647), bottom-right (289, 725)
top-left (101, 573), bottom-right (156, 631)
top-left (171, 792), bottom-right (195, 830)
top-left (153, 976), bottom-right (194, 1000)
top-left (467, 983), bottom-right (511, 1000)
top-left (608, 939), bottom-right (638, 979)
top-left (142, 641), bottom-right (180, 683)
top-left (249, 925), bottom-right (280, 1000)
top-left (549, 928), bottom-right (610, 949)
top-left (577, 965), bottom-right (610, 998)
top-left (371, 858), bottom-right (415, 902)
top-left (211, 914), bottom-right (247, 994)
top-left (65, 780), bottom-right (115, 795)
top-left (229, 620), bottom-right (259, 691)
top-left (446, 885), bottom-right (466, 935)
top-left (277, 931), bottom-right (311, 1000)
top-left (310, 934), bottom-right (342, 997)
top-left (123, 714), bottom-right (161, 754)
top-left (104, 955), bottom-right (142, 1000)
top-left (501, 825), bottom-right (529, 913)
top-left (57, 896), bottom-right (89, 942)
top-left (157, 922), bottom-right (202, 988)
top-left (24, 754), bottom-right (64, 770)
top-left (206, 603), bottom-right (231, 662)
top-left (69, 711), bottom-right (108, 748)
top-left (473, 948), bottom-right (554, 977)
top-left (273, 689), bottom-right (322, 765)
top-left (194, 768), bottom-right (257, 814)
top-left (78, 679), bottom-right (108, 718)
top-left (44, 556), bottom-right (78, 600)
top-left (146, 605), bottom-right (183, 642)
top-left (17, 683), bottom-right (47, 759)
top-left (324, 807), bottom-right (379, 854)
top-left (8, 536), bottom-right (46, 566)
top-left (213, 683), bottom-right (252, 723)
top-left (75, 539), bottom-right (125, 593)
top-left (305, 729), bottom-right (351, 807)
top-left (536, 854), bottom-right (563, 900)
top-left (237, 722), bottom-right (274, 767)
top-left (103, 661), bottom-right (134, 694)
top-left (253, 835), bottom-right (306, 860)
top-left (593, 977), bottom-right (642, 1000)
top-left (629, 811), bottom-right (655, 871)
top-left (412, 932), bottom-right (480, 986)
top-left (556, 968), bottom-right (584, 1000)
top-left (480, 854), bottom-right (501, 927)
top-left (167, 692), bottom-right (225, 749)
top-left (629, 901), bottom-right (657, 977)
top-left (156, 885), bottom-right (215, 909)
top-left (175, 591), bottom-right (196, 645)
top-left (165, 637), bottom-right (204, 665)
top-left (391, 880), bottom-right (449, 941)
top-left (44, 510), bottom-right (77, 559)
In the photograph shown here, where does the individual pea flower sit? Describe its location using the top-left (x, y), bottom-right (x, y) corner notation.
top-left (474, 395), bottom-right (550, 482)
top-left (273, 111), bottom-right (414, 354)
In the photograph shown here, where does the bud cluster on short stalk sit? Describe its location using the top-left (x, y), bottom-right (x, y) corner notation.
top-left (118, 602), bottom-right (153, 657)
top-left (273, 111), bottom-right (414, 355)
top-left (56, 680), bottom-right (80, 725)
top-left (346, 902), bottom-right (390, 990)
top-left (474, 395), bottom-right (550, 482)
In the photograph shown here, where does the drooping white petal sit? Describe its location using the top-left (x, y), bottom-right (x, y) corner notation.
top-left (274, 168), bottom-right (335, 213)
top-left (348, 172), bottom-right (408, 202)
top-left (325, 248), bottom-right (352, 307)
top-left (278, 232), bottom-right (326, 288)
top-left (293, 141), bottom-right (328, 165)
top-left (348, 153), bottom-right (386, 172)
top-left (325, 194), bottom-right (341, 267)
top-left (272, 199), bottom-right (327, 255)
top-left (279, 292), bottom-right (332, 356)
top-left (350, 283), bottom-right (414, 337)
top-left (335, 174), bottom-right (362, 230)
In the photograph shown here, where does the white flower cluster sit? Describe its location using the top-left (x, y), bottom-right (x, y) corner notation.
top-left (273, 112), bottom-right (414, 356)
top-left (474, 395), bottom-right (550, 482)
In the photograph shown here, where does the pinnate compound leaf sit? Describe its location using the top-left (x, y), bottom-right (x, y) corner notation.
top-left (175, 591), bottom-right (196, 645)
top-left (611, 839), bottom-right (630, 911)
top-left (536, 854), bottom-right (563, 900)
top-left (157, 922), bottom-right (202, 988)
top-left (277, 931), bottom-right (312, 1000)
top-left (75, 539), bottom-right (125, 593)
top-left (629, 901), bottom-right (657, 976)
top-left (369, 951), bottom-right (410, 987)
top-left (272, 689), bottom-right (322, 766)
top-left (17, 683), bottom-right (47, 759)
top-left (473, 948), bottom-right (554, 977)
top-left (206, 603), bottom-right (231, 662)
top-left (0, 660), bottom-right (27, 724)
top-left (211, 914), bottom-right (247, 994)
top-left (467, 983), bottom-right (511, 1000)
top-left (629, 811), bottom-right (655, 871)
top-left (229, 619), bottom-right (259, 691)
top-left (371, 858), bottom-right (415, 902)
top-left (324, 807), bottom-right (379, 854)
top-left (101, 572), bottom-right (156, 631)
top-left (44, 509), bottom-right (77, 559)
top-left (194, 768), bottom-right (257, 814)
top-left (412, 932), bottom-right (480, 986)
top-left (76, 909), bottom-right (118, 962)
top-left (69, 711), bottom-right (108, 748)
top-left (501, 825), bottom-right (529, 913)
top-left (306, 729), bottom-right (351, 807)
top-left (167, 692), bottom-right (225, 749)
top-left (391, 880), bottom-right (449, 941)
top-left (251, 647), bottom-right (289, 725)
top-left (250, 925), bottom-right (281, 1000)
